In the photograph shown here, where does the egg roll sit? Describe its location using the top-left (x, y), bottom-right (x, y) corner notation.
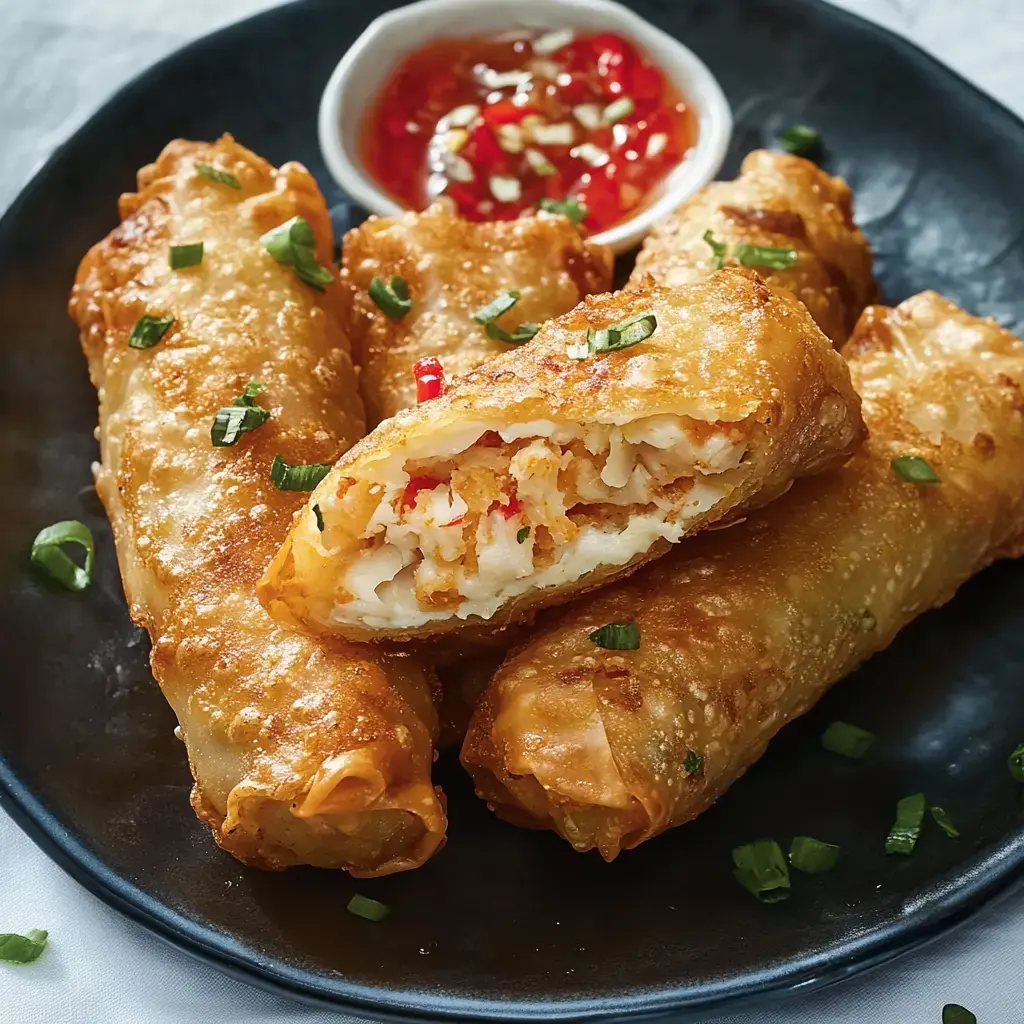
top-left (460, 292), bottom-right (1024, 859)
top-left (343, 200), bottom-right (613, 424)
top-left (259, 269), bottom-right (864, 641)
top-left (69, 135), bottom-right (445, 875)
top-left (631, 150), bottom-right (876, 344)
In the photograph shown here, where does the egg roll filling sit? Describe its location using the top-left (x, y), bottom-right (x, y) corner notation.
top-left (318, 414), bottom-right (748, 629)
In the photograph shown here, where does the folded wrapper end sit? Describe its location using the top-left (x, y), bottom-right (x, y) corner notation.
top-left (461, 660), bottom-right (664, 861)
top-left (189, 730), bottom-right (446, 877)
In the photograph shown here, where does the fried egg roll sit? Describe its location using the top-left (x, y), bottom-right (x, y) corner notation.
top-left (461, 292), bottom-right (1024, 859)
top-left (259, 269), bottom-right (864, 641)
top-left (631, 150), bottom-right (876, 344)
top-left (69, 135), bottom-right (445, 875)
top-left (343, 200), bottom-right (613, 424)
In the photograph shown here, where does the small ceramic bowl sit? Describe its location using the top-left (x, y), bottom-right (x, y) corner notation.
top-left (318, 0), bottom-right (732, 253)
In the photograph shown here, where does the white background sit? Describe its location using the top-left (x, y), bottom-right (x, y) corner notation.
top-left (1, 0), bottom-right (1022, 1020)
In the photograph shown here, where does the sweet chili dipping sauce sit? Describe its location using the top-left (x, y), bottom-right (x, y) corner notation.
top-left (361, 29), bottom-right (698, 233)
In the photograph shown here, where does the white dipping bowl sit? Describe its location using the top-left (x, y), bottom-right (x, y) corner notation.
top-left (318, 0), bottom-right (732, 254)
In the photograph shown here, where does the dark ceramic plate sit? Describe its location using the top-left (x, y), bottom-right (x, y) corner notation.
top-left (2, 0), bottom-right (1023, 1020)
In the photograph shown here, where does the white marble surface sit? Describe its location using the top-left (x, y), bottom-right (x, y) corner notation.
top-left (1, 1), bottom-right (1022, 1021)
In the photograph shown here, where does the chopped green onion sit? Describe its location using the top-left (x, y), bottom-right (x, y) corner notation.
top-left (195, 163), bottom-right (241, 189)
top-left (789, 836), bottom-right (840, 873)
top-left (30, 521), bottom-right (94, 592)
top-left (260, 216), bottom-right (334, 291)
top-left (885, 792), bottom-right (926, 855)
top-left (942, 1005), bottom-right (977, 1024)
top-left (236, 380), bottom-right (264, 404)
top-left (346, 894), bottom-right (389, 922)
top-left (313, 504), bottom-right (325, 532)
top-left (473, 290), bottom-right (521, 325)
top-left (169, 242), bottom-right (204, 270)
top-left (779, 124), bottom-right (823, 161)
top-left (732, 839), bottom-right (790, 903)
top-left (129, 314), bottom-right (174, 350)
top-left (930, 806), bottom-right (959, 838)
top-left (821, 721), bottom-right (875, 759)
top-left (589, 621), bottom-right (640, 650)
top-left (892, 455), bottom-right (940, 483)
top-left (602, 96), bottom-right (635, 125)
top-left (296, 262), bottom-right (334, 290)
top-left (587, 313), bottom-right (658, 354)
top-left (734, 243), bottom-right (800, 270)
top-left (538, 195), bottom-right (587, 225)
top-left (1008, 743), bottom-right (1024, 782)
top-left (682, 749), bottom-right (703, 776)
top-left (517, 526), bottom-right (530, 543)
top-left (486, 321), bottom-right (540, 345)
top-left (368, 275), bottom-right (412, 320)
top-left (211, 406), bottom-right (268, 446)
top-left (0, 929), bottom-right (47, 964)
top-left (703, 234), bottom-right (800, 272)
top-left (703, 229), bottom-right (728, 270)
top-left (269, 455), bottom-right (331, 492)
top-left (211, 380), bottom-right (270, 446)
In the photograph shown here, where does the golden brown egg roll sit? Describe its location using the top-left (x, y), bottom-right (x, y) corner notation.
top-left (69, 135), bottom-right (445, 875)
top-left (460, 291), bottom-right (1024, 859)
top-left (259, 269), bottom-right (864, 642)
top-left (630, 150), bottom-right (876, 344)
top-left (343, 200), bottom-right (613, 424)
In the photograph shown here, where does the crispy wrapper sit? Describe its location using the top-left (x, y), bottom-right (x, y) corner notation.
top-left (259, 269), bottom-right (864, 641)
top-left (69, 135), bottom-right (445, 875)
top-left (460, 292), bottom-right (1024, 859)
top-left (631, 150), bottom-right (877, 344)
top-left (343, 201), bottom-right (613, 424)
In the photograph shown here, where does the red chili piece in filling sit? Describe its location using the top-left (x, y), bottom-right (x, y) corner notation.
top-left (488, 494), bottom-right (521, 519)
top-left (402, 476), bottom-right (443, 510)
top-left (361, 30), bottom-right (697, 233)
top-left (413, 356), bottom-right (445, 403)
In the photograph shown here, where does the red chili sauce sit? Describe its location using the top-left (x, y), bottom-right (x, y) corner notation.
top-left (361, 29), bottom-right (698, 233)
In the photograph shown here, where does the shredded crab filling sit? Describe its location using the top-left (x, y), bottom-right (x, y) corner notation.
top-left (322, 415), bottom-right (748, 628)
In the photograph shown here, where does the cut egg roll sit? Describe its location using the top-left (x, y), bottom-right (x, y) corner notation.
top-left (461, 291), bottom-right (1024, 859)
top-left (259, 268), bottom-right (864, 641)
top-left (631, 149), bottom-right (876, 344)
top-left (69, 135), bottom-right (445, 875)
top-left (343, 200), bottom-right (613, 424)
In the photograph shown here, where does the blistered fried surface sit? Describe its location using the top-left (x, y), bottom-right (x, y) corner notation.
top-left (69, 135), bottom-right (445, 875)
top-left (343, 201), bottom-right (614, 423)
top-left (631, 150), bottom-right (877, 344)
top-left (461, 292), bottom-right (1024, 859)
top-left (261, 269), bottom-right (863, 640)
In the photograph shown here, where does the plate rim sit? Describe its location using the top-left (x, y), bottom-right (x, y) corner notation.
top-left (2, 0), bottom-right (1024, 1019)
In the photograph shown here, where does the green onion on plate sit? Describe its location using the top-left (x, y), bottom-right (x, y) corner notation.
top-left (0, 929), bottom-right (48, 964)
top-left (788, 836), bottom-right (840, 874)
top-left (347, 894), bottom-right (389, 922)
top-left (885, 792), bottom-right (926, 855)
top-left (732, 839), bottom-right (790, 902)
top-left (821, 721), bottom-right (875, 759)
top-left (30, 521), bottom-right (94, 592)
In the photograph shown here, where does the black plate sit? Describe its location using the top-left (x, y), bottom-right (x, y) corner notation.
top-left (2, 0), bottom-right (1023, 1020)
